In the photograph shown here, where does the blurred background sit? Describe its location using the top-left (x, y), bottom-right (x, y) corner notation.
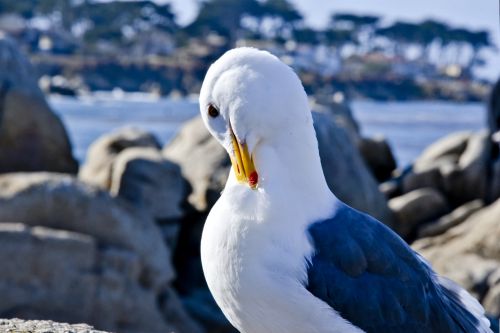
top-left (0, 0), bottom-right (499, 332)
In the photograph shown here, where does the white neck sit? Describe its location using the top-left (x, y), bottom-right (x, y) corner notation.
top-left (225, 114), bottom-right (334, 223)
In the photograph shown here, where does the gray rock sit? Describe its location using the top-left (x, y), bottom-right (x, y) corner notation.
top-left (414, 131), bottom-right (472, 170)
top-left (163, 116), bottom-right (230, 213)
top-left (0, 36), bottom-right (77, 174)
top-left (488, 158), bottom-right (500, 203)
top-left (389, 188), bottom-right (449, 237)
top-left (79, 127), bottom-right (161, 189)
top-left (456, 131), bottom-right (490, 202)
top-left (417, 199), bottom-right (484, 238)
top-left (487, 78), bottom-right (500, 135)
top-left (483, 284), bottom-right (500, 318)
top-left (79, 129), bottom-right (186, 244)
top-left (358, 136), bottom-right (397, 182)
top-left (0, 223), bottom-right (174, 333)
top-left (310, 99), bottom-right (360, 143)
top-left (414, 197), bottom-right (500, 268)
top-left (0, 173), bottom-right (201, 333)
top-left (110, 147), bottom-right (186, 220)
top-left (313, 111), bottom-right (394, 225)
top-left (402, 164), bottom-right (444, 194)
top-left (379, 179), bottom-right (401, 199)
top-left (0, 318), bottom-right (108, 333)
top-left (488, 80), bottom-right (500, 203)
top-left (110, 147), bottom-right (187, 248)
top-left (414, 197), bottom-right (500, 314)
top-left (0, 172), bottom-right (172, 289)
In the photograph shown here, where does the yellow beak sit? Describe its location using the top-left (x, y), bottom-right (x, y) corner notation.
top-left (229, 126), bottom-right (258, 189)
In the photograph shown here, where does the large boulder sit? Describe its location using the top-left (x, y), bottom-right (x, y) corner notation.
top-left (79, 127), bottom-right (161, 189)
top-left (0, 36), bottom-right (77, 174)
top-left (313, 111), bottom-right (393, 225)
top-left (358, 136), bottom-right (397, 182)
top-left (110, 147), bottom-right (186, 221)
top-left (163, 117), bottom-right (229, 213)
top-left (79, 128), bottom-right (187, 239)
top-left (487, 78), bottom-right (500, 136)
top-left (414, 198), bottom-right (500, 316)
top-left (417, 199), bottom-right (484, 238)
top-left (110, 147), bottom-right (187, 248)
top-left (402, 163), bottom-right (444, 194)
top-left (388, 188), bottom-right (449, 238)
top-left (0, 172), bottom-right (202, 333)
top-left (488, 79), bottom-right (500, 203)
top-left (310, 99), bottom-right (360, 143)
top-left (455, 131), bottom-right (490, 202)
top-left (398, 130), bottom-right (492, 207)
top-left (413, 131), bottom-right (472, 170)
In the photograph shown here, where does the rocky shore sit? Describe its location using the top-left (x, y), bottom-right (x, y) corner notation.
top-left (0, 35), bottom-right (499, 333)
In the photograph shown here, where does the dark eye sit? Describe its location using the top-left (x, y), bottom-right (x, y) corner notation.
top-left (208, 104), bottom-right (220, 118)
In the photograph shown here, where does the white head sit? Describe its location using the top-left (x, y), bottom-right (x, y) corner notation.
top-left (199, 47), bottom-right (330, 199)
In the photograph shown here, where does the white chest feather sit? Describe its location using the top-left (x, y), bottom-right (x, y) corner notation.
top-left (200, 185), bottom-right (364, 333)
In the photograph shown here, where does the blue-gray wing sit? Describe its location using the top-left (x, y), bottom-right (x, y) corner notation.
top-left (305, 201), bottom-right (491, 333)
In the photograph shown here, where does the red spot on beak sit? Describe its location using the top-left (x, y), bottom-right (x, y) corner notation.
top-left (249, 171), bottom-right (258, 188)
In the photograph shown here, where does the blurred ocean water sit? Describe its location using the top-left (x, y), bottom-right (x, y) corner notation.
top-left (351, 101), bottom-right (485, 167)
top-left (49, 95), bottom-right (485, 168)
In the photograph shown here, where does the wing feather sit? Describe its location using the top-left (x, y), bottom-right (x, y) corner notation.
top-left (305, 202), bottom-right (492, 333)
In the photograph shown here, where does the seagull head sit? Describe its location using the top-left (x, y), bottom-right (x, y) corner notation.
top-left (199, 47), bottom-right (320, 193)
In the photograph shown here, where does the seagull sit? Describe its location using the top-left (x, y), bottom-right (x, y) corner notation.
top-left (199, 47), bottom-right (492, 333)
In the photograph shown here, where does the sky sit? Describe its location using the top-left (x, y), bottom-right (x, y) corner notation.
top-left (163, 0), bottom-right (499, 81)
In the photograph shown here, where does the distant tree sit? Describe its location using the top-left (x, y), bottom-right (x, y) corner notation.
top-left (36, 0), bottom-right (74, 31)
top-left (447, 28), bottom-right (492, 70)
top-left (376, 21), bottom-right (422, 57)
top-left (260, 0), bottom-right (303, 37)
top-left (293, 28), bottom-right (319, 44)
top-left (186, 0), bottom-right (262, 43)
top-left (416, 20), bottom-right (450, 61)
top-left (330, 13), bottom-right (380, 53)
top-left (75, 1), bottom-right (177, 47)
top-left (331, 13), bottom-right (379, 28)
top-left (187, 0), bottom-right (303, 44)
top-left (322, 28), bottom-right (354, 62)
top-left (0, 0), bottom-right (35, 18)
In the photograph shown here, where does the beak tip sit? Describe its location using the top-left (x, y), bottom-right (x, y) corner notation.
top-left (248, 171), bottom-right (259, 189)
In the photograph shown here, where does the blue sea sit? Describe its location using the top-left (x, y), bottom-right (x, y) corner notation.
top-left (49, 94), bottom-right (486, 169)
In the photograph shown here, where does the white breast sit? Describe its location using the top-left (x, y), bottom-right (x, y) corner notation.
top-left (200, 185), bottom-right (364, 333)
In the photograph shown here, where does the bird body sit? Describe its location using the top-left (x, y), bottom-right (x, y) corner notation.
top-left (201, 169), bottom-right (363, 333)
top-left (199, 47), bottom-right (492, 333)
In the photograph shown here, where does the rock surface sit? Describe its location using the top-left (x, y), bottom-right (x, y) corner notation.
top-left (414, 197), bottom-right (500, 317)
top-left (79, 128), bottom-right (187, 246)
top-left (0, 36), bottom-right (77, 174)
top-left (163, 116), bottom-right (230, 213)
top-left (0, 172), bottom-right (201, 333)
top-left (413, 131), bottom-right (471, 170)
top-left (417, 199), bottom-right (484, 238)
top-left (389, 188), bottom-right (449, 238)
top-left (0, 318), bottom-right (108, 333)
top-left (110, 147), bottom-right (186, 221)
top-left (313, 111), bottom-right (394, 224)
top-left (358, 136), bottom-right (397, 182)
top-left (79, 127), bottom-right (161, 189)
